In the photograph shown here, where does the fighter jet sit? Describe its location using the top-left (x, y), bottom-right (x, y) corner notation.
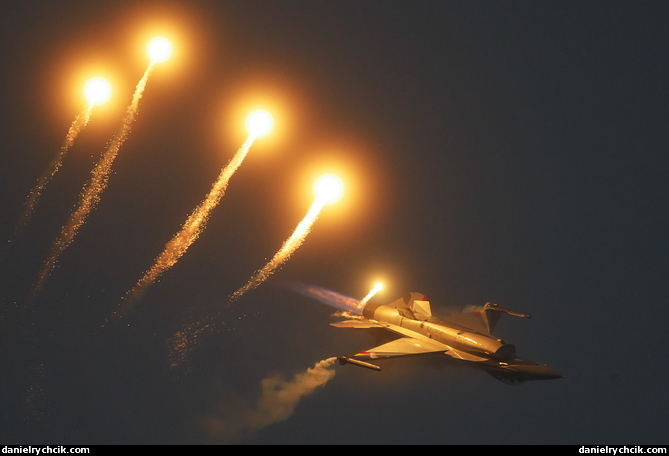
top-left (332, 292), bottom-right (562, 385)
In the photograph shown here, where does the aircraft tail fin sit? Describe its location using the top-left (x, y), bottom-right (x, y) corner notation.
top-left (389, 293), bottom-right (531, 334)
top-left (475, 302), bottom-right (531, 334)
top-left (388, 292), bottom-right (432, 319)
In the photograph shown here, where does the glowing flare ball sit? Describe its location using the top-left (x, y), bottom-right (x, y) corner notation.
top-left (245, 109), bottom-right (274, 138)
top-left (146, 37), bottom-right (173, 63)
top-left (84, 77), bottom-right (112, 106)
top-left (313, 174), bottom-right (344, 205)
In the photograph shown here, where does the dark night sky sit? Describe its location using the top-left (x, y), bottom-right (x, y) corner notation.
top-left (1, 0), bottom-right (667, 445)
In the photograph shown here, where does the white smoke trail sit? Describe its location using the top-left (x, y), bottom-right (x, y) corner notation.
top-left (201, 357), bottom-right (338, 443)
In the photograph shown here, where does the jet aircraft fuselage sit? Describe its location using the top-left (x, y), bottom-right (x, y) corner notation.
top-left (333, 292), bottom-right (562, 384)
top-left (364, 299), bottom-right (517, 360)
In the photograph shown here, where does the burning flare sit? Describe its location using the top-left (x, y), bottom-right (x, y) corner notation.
top-left (358, 282), bottom-right (383, 309)
top-left (230, 174), bottom-right (344, 302)
top-left (108, 110), bottom-right (274, 322)
top-left (146, 37), bottom-right (173, 64)
top-left (29, 50), bottom-right (165, 301)
top-left (245, 109), bottom-right (273, 138)
top-left (3, 77), bottom-right (112, 253)
top-left (84, 77), bottom-right (112, 108)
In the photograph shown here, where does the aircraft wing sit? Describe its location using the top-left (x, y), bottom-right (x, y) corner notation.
top-left (330, 318), bottom-right (384, 329)
top-left (332, 318), bottom-right (458, 358)
top-left (353, 337), bottom-right (449, 360)
top-left (333, 317), bottom-right (492, 368)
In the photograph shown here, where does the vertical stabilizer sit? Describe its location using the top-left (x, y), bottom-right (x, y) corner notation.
top-left (478, 302), bottom-right (531, 333)
top-left (443, 302), bottom-right (531, 334)
top-left (411, 300), bottom-right (432, 317)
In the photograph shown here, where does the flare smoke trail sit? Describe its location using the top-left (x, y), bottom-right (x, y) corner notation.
top-left (202, 357), bottom-right (337, 443)
top-left (2, 106), bottom-right (93, 253)
top-left (168, 313), bottom-right (218, 370)
top-left (29, 63), bottom-right (156, 302)
top-left (109, 134), bottom-right (258, 323)
top-left (230, 197), bottom-right (327, 302)
top-left (358, 283), bottom-right (383, 309)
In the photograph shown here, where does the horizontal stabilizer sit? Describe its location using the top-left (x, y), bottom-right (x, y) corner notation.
top-left (330, 319), bottom-right (383, 329)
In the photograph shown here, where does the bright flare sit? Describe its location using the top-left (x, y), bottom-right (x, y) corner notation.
top-left (313, 173), bottom-right (344, 205)
top-left (29, 63), bottom-right (156, 302)
top-left (84, 77), bottom-right (112, 107)
top-left (245, 109), bottom-right (274, 138)
top-left (146, 37), bottom-right (173, 63)
top-left (358, 282), bottom-right (383, 308)
top-left (230, 174), bottom-right (344, 302)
